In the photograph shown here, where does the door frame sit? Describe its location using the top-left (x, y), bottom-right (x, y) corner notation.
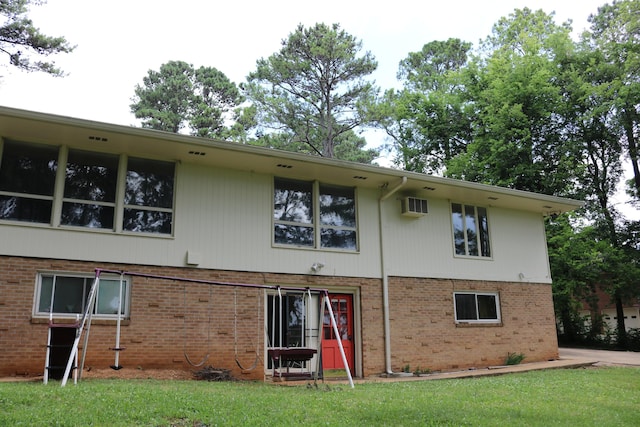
top-left (322, 288), bottom-right (361, 378)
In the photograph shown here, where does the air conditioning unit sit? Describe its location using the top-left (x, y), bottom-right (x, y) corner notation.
top-left (401, 197), bottom-right (428, 217)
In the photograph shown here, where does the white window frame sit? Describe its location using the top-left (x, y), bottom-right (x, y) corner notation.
top-left (273, 178), bottom-right (358, 251)
top-left (451, 203), bottom-right (492, 258)
top-left (34, 272), bottom-right (131, 320)
top-left (453, 292), bottom-right (501, 324)
top-left (0, 140), bottom-right (176, 236)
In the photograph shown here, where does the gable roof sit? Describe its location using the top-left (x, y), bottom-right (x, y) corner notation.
top-left (0, 106), bottom-right (583, 215)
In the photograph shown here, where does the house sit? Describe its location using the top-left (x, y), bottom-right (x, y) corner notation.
top-left (0, 106), bottom-right (583, 381)
top-left (579, 286), bottom-right (640, 333)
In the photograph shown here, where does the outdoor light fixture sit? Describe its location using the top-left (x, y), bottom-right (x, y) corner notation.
top-left (310, 262), bottom-right (325, 273)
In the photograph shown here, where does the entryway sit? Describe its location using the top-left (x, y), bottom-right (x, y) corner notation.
top-left (321, 293), bottom-right (355, 374)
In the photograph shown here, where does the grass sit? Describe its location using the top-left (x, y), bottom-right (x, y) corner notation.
top-left (1, 367), bottom-right (639, 426)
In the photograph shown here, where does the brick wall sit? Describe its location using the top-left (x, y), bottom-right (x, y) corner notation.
top-left (0, 255), bottom-right (558, 380)
top-left (0, 256), bottom-right (383, 380)
top-left (387, 276), bottom-right (559, 372)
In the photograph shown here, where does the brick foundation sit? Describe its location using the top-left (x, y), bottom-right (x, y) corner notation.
top-left (0, 256), bottom-right (558, 380)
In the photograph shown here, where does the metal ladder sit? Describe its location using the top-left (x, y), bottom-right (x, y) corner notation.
top-left (43, 313), bottom-right (79, 385)
top-left (44, 276), bottom-right (100, 386)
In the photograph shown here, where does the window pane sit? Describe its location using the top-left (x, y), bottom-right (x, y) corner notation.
top-left (274, 178), bottom-right (313, 223)
top-left (65, 150), bottom-right (118, 202)
top-left (39, 276), bottom-right (54, 313)
top-left (274, 224), bottom-right (314, 246)
top-left (61, 202), bottom-right (114, 229)
top-left (125, 158), bottom-right (175, 208)
top-left (123, 209), bottom-right (172, 234)
top-left (451, 203), bottom-right (466, 255)
top-left (320, 228), bottom-right (357, 250)
top-left (478, 207), bottom-right (491, 257)
top-left (477, 294), bottom-right (498, 320)
top-left (0, 140), bottom-right (57, 195)
top-left (97, 279), bottom-right (126, 315)
top-left (286, 294), bottom-right (305, 347)
top-left (464, 205), bottom-right (478, 256)
top-left (0, 195), bottom-right (52, 223)
top-left (319, 185), bottom-right (355, 227)
top-left (52, 277), bottom-right (86, 314)
top-left (455, 293), bottom-right (477, 320)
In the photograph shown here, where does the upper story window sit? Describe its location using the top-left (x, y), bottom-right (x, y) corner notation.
top-left (0, 140), bottom-right (175, 235)
top-left (35, 273), bottom-right (130, 320)
top-left (273, 178), bottom-right (357, 251)
top-left (451, 203), bottom-right (491, 258)
top-left (62, 149), bottom-right (118, 229)
top-left (453, 292), bottom-right (501, 324)
top-left (0, 140), bottom-right (58, 224)
top-left (124, 158), bottom-right (174, 234)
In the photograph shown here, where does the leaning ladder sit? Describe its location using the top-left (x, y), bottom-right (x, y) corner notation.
top-left (58, 276), bottom-right (100, 387)
top-left (43, 313), bottom-right (79, 385)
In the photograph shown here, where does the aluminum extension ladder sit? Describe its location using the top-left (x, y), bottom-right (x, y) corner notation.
top-left (43, 313), bottom-right (79, 385)
top-left (43, 276), bottom-right (100, 386)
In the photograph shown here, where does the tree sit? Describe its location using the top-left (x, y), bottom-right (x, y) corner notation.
top-left (371, 39), bottom-right (474, 173)
top-left (0, 0), bottom-right (74, 76)
top-left (446, 8), bottom-right (581, 197)
top-left (587, 0), bottom-right (640, 199)
top-left (572, 1), bottom-right (640, 347)
top-left (251, 128), bottom-right (378, 164)
top-left (130, 60), bottom-right (245, 140)
top-left (244, 23), bottom-right (378, 159)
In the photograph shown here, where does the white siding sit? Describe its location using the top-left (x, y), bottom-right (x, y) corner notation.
top-left (381, 196), bottom-right (552, 283)
top-left (0, 158), bottom-right (551, 282)
top-left (0, 163), bottom-right (383, 278)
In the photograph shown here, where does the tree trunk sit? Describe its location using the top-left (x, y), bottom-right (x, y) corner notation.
top-left (622, 108), bottom-right (640, 193)
top-left (614, 292), bottom-right (627, 349)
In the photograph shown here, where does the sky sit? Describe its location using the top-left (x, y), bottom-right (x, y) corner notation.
top-left (0, 0), bottom-right (607, 126)
top-left (1, 0), bottom-right (636, 217)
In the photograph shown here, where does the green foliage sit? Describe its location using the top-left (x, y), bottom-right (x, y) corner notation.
top-left (587, 0), bottom-right (640, 196)
top-left (548, 213), bottom-right (640, 348)
top-left (130, 60), bottom-right (245, 140)
top-left (413, 366), bottom-right (432, 375)
top-left (0, 0), bottom-right (75, 76)
top-left (244, 23), bottom-right (378, 160)
top-left (370, 39), bottom-right (473, 173)
top-left (505, 352), bottom-right (526, 365)
top-left (446, 8), bottom-right (580, 196)
top-left (1, 369), bottom-right (639, 426)
top-left (251, 128), bottom-right (379, 164)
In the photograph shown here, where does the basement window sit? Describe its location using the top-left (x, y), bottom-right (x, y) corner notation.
top-left (35, 273), bottom-right (130, 320)
top-left (454, 292), bottom-right (501, 324)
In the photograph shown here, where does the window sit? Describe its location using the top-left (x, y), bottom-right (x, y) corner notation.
top-left (319, 184), bottom-right (357, 250)
top-left (454, 292), bottom-right (500, 323)
top-left (123, 157), bottom-right (174, 234)
top-left (273, 178), bottom-right (357, 250)
top-left (35, 273), bottom-right (130, 319)
top-left (273, 178), bottom-right (314, 247)
top-left (62, 150), bottom-right (118, 229)
top-left (451, 203), bottom-right (491, 257)
top-left (0, 140), bottom-right (58, 224)
top-left (0, 140), bottom-right (175, 235)
top-left (266, 291), bottom-right (319, 370)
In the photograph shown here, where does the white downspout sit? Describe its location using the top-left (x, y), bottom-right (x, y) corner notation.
top-left (378, 177), bottom-right (407, 374)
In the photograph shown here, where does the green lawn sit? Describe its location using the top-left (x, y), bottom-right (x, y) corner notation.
top-left (1, 367), bottom-right (638, 426)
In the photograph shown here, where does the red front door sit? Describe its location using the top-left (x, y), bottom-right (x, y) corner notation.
top-left (321, 294), bottom-right (355, 372)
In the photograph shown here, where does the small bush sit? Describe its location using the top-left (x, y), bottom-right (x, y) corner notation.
top-left (626, 328), bottom-right (640, 351)
top-left (413, 366), bottom-right (431, 375)
top-left (505, 352), bottom-right (526, 365)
